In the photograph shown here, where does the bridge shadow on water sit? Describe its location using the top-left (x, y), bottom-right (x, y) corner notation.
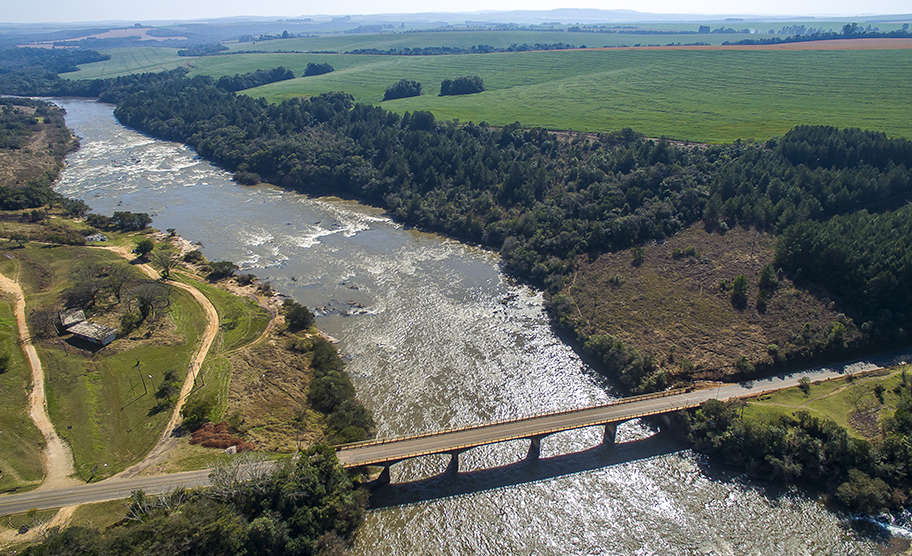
top-left (367, 430), bottom-right (688, 509)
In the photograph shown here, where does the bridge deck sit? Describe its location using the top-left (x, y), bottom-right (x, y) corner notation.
top-left (336, 388), bottom-right (715, 468)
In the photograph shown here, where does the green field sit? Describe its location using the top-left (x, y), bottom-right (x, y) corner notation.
top-left (70, 43), bottom-right (912, 143)
top-left (744, 367), bottom-right (909, 439)
top-left (0, 242), bottom-right (207, 482)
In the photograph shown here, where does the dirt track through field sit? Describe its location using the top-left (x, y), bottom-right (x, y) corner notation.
top-left (99, 246), bottom-right (220, 478)
top-left (0, 273), bottom-right (77, 491)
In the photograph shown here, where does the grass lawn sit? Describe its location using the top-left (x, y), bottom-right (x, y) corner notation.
top-left (179, 276), bottom-right (270, 353)
top-left (71, 44), bottom-right (912, 143)
top-left (40, 285), bottom-right (204, 481)
top-left (0, 242), bottom-right (209, 481)
top-left (743, 366), bottom-right (909, 439)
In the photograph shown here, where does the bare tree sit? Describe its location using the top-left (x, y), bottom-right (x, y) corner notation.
top-left (127, 281), bottom-right (172, 322)
top-left (105, 263), bottom-right (137, 303)
top-left (151, 247), bottom-right (181, 279)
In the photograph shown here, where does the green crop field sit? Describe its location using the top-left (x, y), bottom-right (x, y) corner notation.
top-left (69, 35), bottom-right (912, 143)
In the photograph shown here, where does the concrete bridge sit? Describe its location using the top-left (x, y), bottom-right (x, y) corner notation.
top-left (336, 354), bottom-right (898, 485)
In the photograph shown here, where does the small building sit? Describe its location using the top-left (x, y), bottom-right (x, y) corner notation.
top-left (85, 233), bottom-right (107, 243)
top-left (58, 308), bottom-right (86, 329)
top-left (67, 321), bottom-right (117, 346)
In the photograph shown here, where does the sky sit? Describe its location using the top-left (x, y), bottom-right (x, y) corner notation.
top-left (4, 0), bottom-right (909, 24)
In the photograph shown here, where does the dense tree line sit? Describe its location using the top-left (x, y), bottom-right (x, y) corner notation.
top-left (724, 23), bottom-right (911, 45)
top-left (21, 445), bottom-right (366, 556)
top-left (0, 100), bottom-right (39, 149)
top-left (686, 384), bottom-right (912, 514)
top-left (0, 48), bottom-right (108, 94)
top-left (178, 43), bottom-right (229, 56)
top-left (216, 67), bottom-right (295, 92)
top-left (348, 42), bottom-right (578, 55)
top-left (9, 69), bottom-right (909, 391)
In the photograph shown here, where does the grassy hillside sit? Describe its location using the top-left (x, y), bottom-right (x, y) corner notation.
top-left (71, 46), bottom-right (912, 143)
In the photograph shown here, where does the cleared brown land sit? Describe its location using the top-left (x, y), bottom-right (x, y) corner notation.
top-left (593, 38), bottom-right (912, 52)
top-left (0, 106), bottom-right (75, 188)
top-left (560, 224), bottom-right (856, 381)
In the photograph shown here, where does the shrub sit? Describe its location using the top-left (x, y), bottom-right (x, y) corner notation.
top-left (183, 249), bottom-right (204, 263)
top-left (181, 393), bottom-right (217, 431)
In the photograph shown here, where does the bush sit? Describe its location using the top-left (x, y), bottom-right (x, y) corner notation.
top-left (207, 260), bottom-right (238, 281)
top-left (183, 249), bottom-right (204, 263)
top-left (304, 62), bottom-right (333, 76)
top-left (283, 299), bottom-right (315, 332)
top-left (181, 393), bottom-right (217, 431)
top-left (439, 75), bottom-right (485, 96)
top-left (134, 237), bottom-right (154, 258)
top-left (383, 79), bottom-right (421, 101)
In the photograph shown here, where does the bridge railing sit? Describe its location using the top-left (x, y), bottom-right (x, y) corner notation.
top-left (335, 386), bottom-right (695, 453)
top-left (336, 401), bottom-right (704, 467)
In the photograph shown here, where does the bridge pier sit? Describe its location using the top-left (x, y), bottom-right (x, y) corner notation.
top-left (527, 435), bottom-right (545, 460)
top-left (446, 449), bottom-right (467, 475)
top-left (603, 423), bottom-right (617, 445)
top-left (375, 465), bottom-right (391, 486)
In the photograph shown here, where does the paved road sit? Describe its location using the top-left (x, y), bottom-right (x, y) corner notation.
top-left (336, 348), bottom-right (912, 468)
top-left (3, 348), bottom-right (910, 515)
top-left (0, 469), bottom-right (211, 516)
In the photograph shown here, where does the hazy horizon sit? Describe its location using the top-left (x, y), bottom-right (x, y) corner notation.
top-left (3, 3), bottom-right (910, 26)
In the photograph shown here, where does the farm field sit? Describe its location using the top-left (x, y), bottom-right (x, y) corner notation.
top-left (70, 41), bottom-right (912, 143)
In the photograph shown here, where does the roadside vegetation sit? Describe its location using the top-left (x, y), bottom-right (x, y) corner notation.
top-left (685, 366), bottom-right (912, 514)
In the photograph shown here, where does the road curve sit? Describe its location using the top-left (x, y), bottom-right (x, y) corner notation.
top-left (0, 272), bottom-right (78, 490)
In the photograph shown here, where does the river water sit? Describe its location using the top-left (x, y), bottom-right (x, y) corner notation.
top-left (51, 97), bottom-right (887, 555)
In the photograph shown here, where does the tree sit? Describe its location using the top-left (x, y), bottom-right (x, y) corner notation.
top-left (8, 232), bottom-right (27, 247)
top-left (798, 376), bottom-right (811, 397)
top-left (151, 247), bottom-right (181, 278)
top-left (128, 281), bottom-right (171, 322)
top-left (304, 62), bottom-right (333, 76)
top-left (383, 79), bottom-right (422, 101)
top-left (207, 260), bottom-right (238, 281)
top-left (283, 299), bottom-right (315, 332)
top-left (439, 75), bottom-right (485, 96)
top-left (731, 274), bottom-right (749, 307)
top-left (134, 237), bottom-right (154, 259)
top-left (111, 211), bottom-right (151, 231)
top-left (181, 393), bottom-right (216, 430)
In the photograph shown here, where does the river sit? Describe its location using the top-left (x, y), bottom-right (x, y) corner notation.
top-left (51, 97), bottom-right (890, 555)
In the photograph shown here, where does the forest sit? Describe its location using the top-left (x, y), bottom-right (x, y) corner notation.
top-left (3, 61), bottom-right (911, 389)
top-left (20, 446), bottom-right (366, 556)
top-left (15, 69), bottom-right (900, 390)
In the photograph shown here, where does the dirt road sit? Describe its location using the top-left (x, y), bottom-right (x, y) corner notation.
top-left (0, 273), bottom-right (77, 491)
top-left (100, 246), bottom-right (220, 478)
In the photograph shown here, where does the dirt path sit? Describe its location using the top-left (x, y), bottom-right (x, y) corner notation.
top-left (0, 505), bottom-right (77, 548)
top-left (0, 272), bottom-right (78, 491)
top-left (99, 246), bottom-right (221, 478)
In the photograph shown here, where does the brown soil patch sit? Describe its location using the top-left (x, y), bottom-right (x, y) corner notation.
top-left (563, 224), bottom-right (855, 380)
top-left (589, 38), bottom-right (912, 52)
top-left (848, 408), bottom-right (884, 440)
top-left (190, 422), bottom-right (254, 451)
